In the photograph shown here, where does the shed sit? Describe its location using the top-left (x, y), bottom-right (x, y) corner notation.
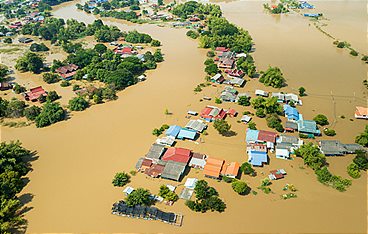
top-left (248, 151), bottom-right (268, 166)
top-left (275, 148), bottom-right (290, 160)
top-left (177, 128), bottom-right (197, 140)
top-left (165, 125), bottom-right (182, 138)
top-left (184, 178), bottom-right (198, 189)
top-left (241, 115), bottom-right (252, 123)
top-left (185, 119), bottom-right (207, 132)
top-left (161, 161), bottom-right (187, 181)
top-left (145, 143), bottom-right (166, 161)
top-left (255, 89), bottom-right (268, 97)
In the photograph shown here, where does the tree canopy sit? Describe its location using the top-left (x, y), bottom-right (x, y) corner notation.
top-left (259, 66), bottom-right (285, 88)
top-left (125, 188), bottom-right (151, 207)
top-left (15, 52), bottom-right (44, 73)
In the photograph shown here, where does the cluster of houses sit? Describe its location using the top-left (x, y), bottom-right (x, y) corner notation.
top-left (135, 144), bottom-right (241, 182)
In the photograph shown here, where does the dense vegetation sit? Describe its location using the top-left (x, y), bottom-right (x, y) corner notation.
top-left (347, 150), bottom-right (368, 179)
top-left (125, 188), bottom-right (152, 207)
top-left (231, 180), bottom-right (249, 195)
top-left (295, 143), bottom-right (351, 191)
top-left (15, 52), bottom-right (44, 74)
top-left (213, 119), bottom-right (231, 136)
top-left (34, 102), bottom-right (65, 128)
top-left (158, 185), bottom-right (179, 202)
top-left (112, 172), bottom-right (131, 187)
top-left (251, 96), bottom-right (283, 118)
top-left (185, 180), bottom-right (226, 213)
top-left (0, 141), bottom-right (33, 233)
top-left (259, 67), bottom-right (285, 88)
top-left (172, 1), bottom-right (221, 19)
top-left (355, 125), bottom-right (368, 147)
top-left (313, 114), bottom-right (329, 126)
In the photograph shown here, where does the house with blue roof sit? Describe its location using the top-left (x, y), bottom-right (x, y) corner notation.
top-left (248, 151), bottom-right (268, 166)
top-left (246, 129), bottom-right (259, 143)
top-left (283, 104), bottom-right (299, 121)
top-left (166, 125), bottom-right (182, 138)
top-left (177, 128), bottom-right (197, 140)
top-left (297, 116), bottom-right (321, 135)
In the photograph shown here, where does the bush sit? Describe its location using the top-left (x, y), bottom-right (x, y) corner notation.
top-left (43, 73), bottom-right (60, 84)
top-left (207, 51), bottom-right (215, 57)
top-left (30, 43), bottom-right (49, 52)
top-left (35, 102), bottom-right (65, 128)
top-left (324, 128), bottom-right (336, 136)
top-left (215, 98), bottom-right (222, 104)
top-left (3, 37), bottom-right (12, 44)
top-left (347, 163), bottom-right (360, 179)
top-left (336, 41), bottom-right (345, 48)
top-left (60, 80), bottom-right (70, 87)
top-left (240, 162), bottom-right (255, 175)
top-left (350, 50), bottom-right (358, 56)
top-left (13, 84), bottom-right (26, 94)
top-left (213, 119), bottom-right (231, 135)
top-left (248, 121), bottom-right (257, 130)
top-left (232, 180), bottom-right (249, 195)
top-left (69, 96), bottom-right (89, 111)
top-left (112, 172), bottom-right (130, 187)
top-left (46, 91), bottom-right (60, 102)
top-left (295, 143), bottom-right (326, 171)
top-left (238, 96), bottom-right (250, 106)
top-left (259, 66), bottom-right (285, 88)
top-left (6, 98), bottom-right (26, 118)
top-left (24, 106), bottom-right (42, 121)
top-left (186, 30), bottom-right (199, 39)
top-left (158, 185), bottom-right (179, 202)
top-left (298, 87), bottom-right (306, 96)
top-left (222, 176), bottom-right (234, 183)
top-left (15, 52), bottom-right (44, 73)
top-left (151, 39), bottom-right (161, 47)
top-left (313, 114), bottom-right (329, 126)
top-left (125, 188), bottom-right (151, 207)
top-left (255, 108), bottom-right (266, 118)
top-left (355, 125), bottom-right (368, 147)
top-left (353, 150), bottom-right (368, 170)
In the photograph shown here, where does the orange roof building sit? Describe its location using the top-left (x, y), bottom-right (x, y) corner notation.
top-left (355, 106), bottom-right (368, 119)
top-left (203, 157), bottom-right (224, 179)
top-left (221, 161), bottom-right (240, 178)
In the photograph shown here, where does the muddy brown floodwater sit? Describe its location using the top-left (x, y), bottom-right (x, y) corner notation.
top-left (1, 0), bottom-right (367, 233)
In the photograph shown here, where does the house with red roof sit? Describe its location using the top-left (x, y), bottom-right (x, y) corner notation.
top-left (200, 105), bottom-right (227, 122)
top-left (225, 69), bottom-right (244, 78)
top-left (221, 161), bottom-right (240, 178)
top-left (161, 147), bottom-right (192, 164)
top-left (24, 86), bottom-right (47, 102)
top-left (113, 47), bottom-right (136, 55)
top-left (226, 108), bottom-right (238, 117)
top-left (55, 64), bottom-right (79, 80)
top-left (215, 47), bottom-right (229, 52)
top-left (257, 130), bottom-right (277, 143)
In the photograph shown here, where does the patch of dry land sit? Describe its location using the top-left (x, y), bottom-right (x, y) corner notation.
top-left (1, 0), bottom-right (367, 233)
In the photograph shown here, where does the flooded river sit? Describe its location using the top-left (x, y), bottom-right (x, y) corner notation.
top-left (1, 0), bottom-right (367, 233)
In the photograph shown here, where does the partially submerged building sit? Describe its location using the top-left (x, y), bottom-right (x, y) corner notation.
top-left (161, 161), bottom-right (187, 181)
top-left (203, 157), bottom-right (224, 179)
top-left (318, 140), bottom-right (364, 156)
top-left (200, 105), bottom-right (227, 122)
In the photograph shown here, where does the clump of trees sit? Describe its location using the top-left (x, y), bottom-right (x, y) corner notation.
top-left (251, 96), bottom-right (283, 118)
top-left (259, 66), bottom-right (285, 88)
top-left (240, 162), bottom-right (255, 176)
top-left (185, 180), bottom-right (226, 213)
top-left (30, 43), bottom-right (49, 52)
top-left (43, 72), bottom-right (60, 84)
top-left (0, 64), bottom-right (9, 81)
top-left (347, 150), bottom-right (368, 179)
top-left (266, 114), bottom-right (284, 132)
top-left (172, 1), bottom-right (221, 19)
top-left (15, 52), bottom-right (44, 73)
top-left (152, 124), bottom-right (169, 137)
top-left (124, 30), bottom-right (153, 44)
top-left (355, 125), bottom-right (368, 147)
top-left (0, 141), bottom-right (33, 233)
top-left (313, 114), bottom-right (329, 126)
top-left (158, 185), bottom-right (179, 202)
top-left (186, 30), bottom-right (199, 39)
top-left (35, 101), bottom-right (65, 128)
top-left (125, 188), bottom-right (152, 207)
top-left (295, 143), bottom-right (352, 191)
top-left (231, 180), bottom-right (249, 195)
top-left (213, 119), bottom-right (231, 135)
top-left (68, 96), bottom-right (89, 111)
top-left (238, 95), bottom-right (251, 106)
top-left (236, 55), bottom-right (256, 78)
top-left (204, 58), bottom-right (218, 75)
top-left (323, 128), bottom-right (336, 136)
top-left (112, 172), bottom-right (131, 187)
top-left (298, 87), bottom-right (306, 96)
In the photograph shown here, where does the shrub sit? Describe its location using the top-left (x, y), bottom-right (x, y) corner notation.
top-left (347, 163), bottom-right (360, 179)
top-left (3, 37), bottom-right (12, 44)
top-left (151, 39), bottom-right (161, 47)
top-left (186, 30), bottom-right (199, 39)
top-left (213, 119), bottom-right (231, 135)
top-left (255, 108), bottom-right (266, 118)
top-left (35, 102), bottom-right (65, 128)
top-left (60, 80), bottom-right (70, 87)
top-left (43, 73), bottom-right (60, 84)
top-left (313, 114), bottom-right (329, 126)
top-left (68, 96), bottom-right (89, 111)
top-left (207, 51), bottom-right (215, 57)
top-left (158, 185), bottom-right (179, 202)
top-left (125, 188), bottom-right (151, 207)
top-left (350, 50), bottom-right (358, 56)
top-left (112, 172), bottom-right (130, 187)
top-left (215, 98), bottom-right (222, 104)
top-left (298, 87), bottom-right (306, 96)
top-left (24, 106), bottom-right (41, 121)
top-left (248, 121), bottom-right (257, 130)
top-left (324, 128), bottom-right (336, 136)
top-left (46, 91), bottom-right (60, 102)
top-left (238, 96), bottom-right (250, 106)
top-left (232, 180), bottom-right (249, 195)
top-left (240, 162), bottom-right (255, 175)
top-left (222, 176), bottom-right (234, 183)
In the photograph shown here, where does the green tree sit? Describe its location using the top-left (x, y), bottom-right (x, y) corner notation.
top-left (347, 163), bottom-right (360, 179)
top-left (313, 114), bottom-right (329, 126)
top-left (24, 106), bottom-right (42, 121)
top-left (353, 150), bottom-right (368, 170)
top-left (213, 119), bottom-right (231, 135)
top-left (151, 39), bottom-right (161, 47)
top-left (238, 96), bottom-right (250, 106)
top-left (94, 43), bottom-right (107, 55)
top-left (323, 128), bottom-right (336, 136)
top-left (112, 172), bottom-right (130, 187)
top-left (259, 66), bottom-right (285, 88)
top-left (0, 64), bottom-right (9, 80)
top-left (46, 91), bottom-right (60, 102)
top-left (295, 143), bottom-right (326, 170)
top-left (355, 125), bottom-right (368, 147)
top-left (240, 162), bottom-right (255, 175)
top-left (231, 180), bottom-right (249, 195)
top-left (68, 96), bottom-right (89, 111)
top-left (15, 52), bottom-right (44, 73)
top-left (6, 98), bottom-right (26, 118)
top-left (298, 87), bottom-right (306, 96)
top-left (158, 185), bottom-right (179, 202)
top-left (205, 63), bottom-right (218, 75)
top-left (35, 101), bottom-right (65, 128)
top-left (153, 49), bottom-right (164, 62)
top-left (43, 72), bottom-right (60, 84)
top-left (248, 121), bottom-right (257, 130)
top-left (125, 188), bottom-right (151, 207)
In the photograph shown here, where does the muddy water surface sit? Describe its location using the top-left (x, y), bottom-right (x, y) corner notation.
top-left (1, 0), bottom-right (367, 233)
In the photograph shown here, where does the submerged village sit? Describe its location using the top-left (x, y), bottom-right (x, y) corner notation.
top-left (0, 0), bottom-right (367, 233)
